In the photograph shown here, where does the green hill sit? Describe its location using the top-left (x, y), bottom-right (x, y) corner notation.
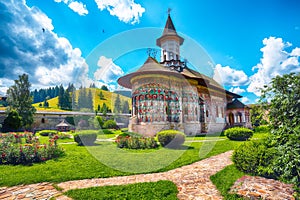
top-left (33, 88), bottom-right (131, 112)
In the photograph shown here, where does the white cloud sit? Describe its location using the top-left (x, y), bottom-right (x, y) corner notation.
top-left (241, 97), bottom-right (250, 104)
top-left (0, 78), bottom-right (14, 96)
top-left (229, 87), bottom-right (245, 94)
top-left (0, 0), bottom-right (92, 92)
top-left (94, 0), bottom-right (145, 24)
top-left (94, 56), bottom-right (124, 87)
top-left (213, 64), bottom-right (249, 86)
top-left (68, 1), bottom-right (88, 16)
top-left (247, 37), bottom-right (300, 96)
top-left (291, 47), bottom-right (300, 56)
top-left (53, 0), bottom-right (88, 16)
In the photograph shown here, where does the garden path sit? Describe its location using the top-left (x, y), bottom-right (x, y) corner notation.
top-left (0, 151), bottom-right (233, 200)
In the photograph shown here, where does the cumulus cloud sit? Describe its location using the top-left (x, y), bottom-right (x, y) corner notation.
top-left (68, 1), bottom-right (88, 16)
top-left (53, 0), bottom-right (88, 16)
top-left (241, 97), bottom-right (250, 104)
top-left (229, 87), bottom-right (245, 94)
top-left (94, 0), bottom-right (145, 24)
top-left (94, 56), bottom-right (124, 90)
top-left (247, 37), bottom-right (300, 96)
top-left (0, 0), bottom-right (91, 91)
top-left (213, 64), bottom-right (249, 86)
top-left (0, 78), bottom-right (14, 96)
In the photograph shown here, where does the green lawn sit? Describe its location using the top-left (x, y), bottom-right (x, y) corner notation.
top-left (210, 165), bottom-right (245, 200)
top-left (64, 180), bottom-right (178, 200)
top-left (0, 136), bottom-right (242, 187)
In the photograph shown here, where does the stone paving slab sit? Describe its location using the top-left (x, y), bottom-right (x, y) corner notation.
top-left (0, 182), bottom-right (62, 200)
top-left (230, 175), bottom-right (296, 200)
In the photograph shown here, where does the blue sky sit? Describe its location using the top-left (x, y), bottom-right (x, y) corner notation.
top-left (0, 0), bottom-right (300, 104)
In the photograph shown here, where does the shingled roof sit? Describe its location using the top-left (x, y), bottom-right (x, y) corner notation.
top-left (118, 57), bottom-right (184, 89)
top-left (227, 99), bottom-right (248, 109)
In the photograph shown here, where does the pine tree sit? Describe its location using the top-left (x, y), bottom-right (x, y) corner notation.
top-left (58, 84), bottom-right (65, 109)
top-left (6, 74), bottom-right (36, 128)
top-left (101, 85), bottom-right (109, 91)
top-left (101, 103), bottom-right (108, 116)
top-left (114, 94), bottom-right (122, 113)
top-left (122, 101), bottom-right (130, 114)
top-left (87, 89), bottom-right (94, 111)
top-left (99, 91), bottom-right (105, 100)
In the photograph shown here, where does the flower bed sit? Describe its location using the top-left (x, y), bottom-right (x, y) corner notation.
top-left (115, 132), bottom-right (158, 149)
top-left (0, 132), bottom-right (64, 165)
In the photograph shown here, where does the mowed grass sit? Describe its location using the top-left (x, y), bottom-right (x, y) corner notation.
top-left (64, 180), bottom-right (178, 200)
top-left (0, 137), bottom-right (243, 187)
top-left (210, 165), bottom-right (245, 200)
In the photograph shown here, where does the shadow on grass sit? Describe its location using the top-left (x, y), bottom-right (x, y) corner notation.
top-left (164, 145), bottom-right (194, 150)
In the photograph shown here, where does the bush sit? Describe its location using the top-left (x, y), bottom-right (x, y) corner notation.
top-left (94, 116), bottom-right (104, 128)
top-left (115, 132), bottom-right (158, 149)
top-left (121, 128), bottom-right (128, 132)
top-left (232, 140), bottom-right (276, 178)
top-left (74, 133), bottom-right (97, 146)
top-left (38, 130), bottom-right (59, 137)
top-left (224, 127), bottom-right (253, 141)
top-left (103, 120), bottom-right (118, 129)
top-left (254, 125), bottom-right (270, 133)
top-left (156, 130), bottom-right (185, 148)
top-left (100, 129), bottom-right (114, 134)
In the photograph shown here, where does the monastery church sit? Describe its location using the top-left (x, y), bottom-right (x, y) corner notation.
top-left (118, 14), bottom-right (251, 136)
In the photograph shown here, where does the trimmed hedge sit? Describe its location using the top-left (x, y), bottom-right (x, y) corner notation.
top-left (103, 120), bottom-right (118, 129)
top-left (101, 129), bottom-right (114, 134)
top-left (74, 133), bottom-right (97, 146)
top-left (224, 127), bottom-right (253, 141)
top-left (37, 130), bottom-right (59, 136)
top-left (156, 130), bottom-right (185, 148)
top-left (115, 132), bottom-right (158, 149)
top-left (232, 140), bottom-right (276, 178)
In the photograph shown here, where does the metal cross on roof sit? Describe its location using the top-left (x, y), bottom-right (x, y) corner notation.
top-left (167, 8), bottom-right (172, 15)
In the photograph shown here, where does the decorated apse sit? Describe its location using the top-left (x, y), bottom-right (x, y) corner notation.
top-left (118, 14), bottom-right (251, 136)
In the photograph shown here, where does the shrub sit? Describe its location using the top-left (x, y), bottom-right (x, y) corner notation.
top-left (232, 140), bottom-right (276, 178)
top-left (254, 125), bottom-right (270, 133)
top-left (38, 130), bottom-right (59, 137)
top-left (0, 132), bottom-right (64, 165)
top-left (103, 120), bottom-right (118, 129)
top-left (94, 116), bottom-right (104, 128)
top-left (224, 127), bottom-right (253, 141)
top-left (156, 130), bottom-right (185, 148)
top-left (115, 132), bottom-right (158, 149)
top-left (101, 129), bottom-right (114, 134)
top-left (74, 133), bottom-right (97, 146)
top-left (121, 128), bottom-right (129, 132)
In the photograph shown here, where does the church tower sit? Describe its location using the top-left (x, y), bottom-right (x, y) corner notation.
top-left (156, 13), bottom-right (185, 72)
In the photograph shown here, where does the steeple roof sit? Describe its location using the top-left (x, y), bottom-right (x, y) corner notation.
top-left (163, 14), bottom-right (177, 35)
top-left (156, 14), bottom-right (184, 46)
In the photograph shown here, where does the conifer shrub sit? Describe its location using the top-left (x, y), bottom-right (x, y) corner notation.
top-left (103, 120), bottom-right (118, 129)
top-left (156, 130), bottom-right (185, 148)
top-left (224, 127), bottom-right (253, 141)
top-left (74, 132), bottom-right (97, 146)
